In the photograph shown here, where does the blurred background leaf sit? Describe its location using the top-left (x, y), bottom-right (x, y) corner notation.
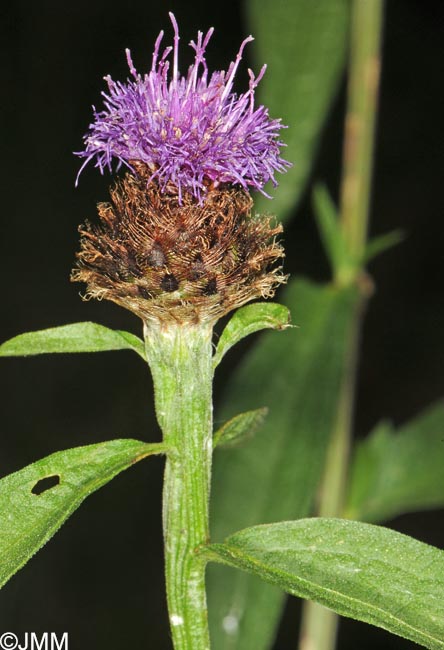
top-left (345, 401), bottom-right (444, 523)
top-left (246, 0), bottom-right (349, 221)
top-left (208, 278), bottom-right (360, 650)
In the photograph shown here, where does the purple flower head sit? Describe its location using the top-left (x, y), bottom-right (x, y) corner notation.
top-left (76, 13), bottom-right (290, 202)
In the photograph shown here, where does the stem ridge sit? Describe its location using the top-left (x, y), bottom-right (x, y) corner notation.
top-left (145, 323), bottom-right (214, 650)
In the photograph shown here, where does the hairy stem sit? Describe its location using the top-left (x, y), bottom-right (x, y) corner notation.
top-left (144, 323), bottom-right (213, 650)
top-left (299, 2), bottom-right (384, 650)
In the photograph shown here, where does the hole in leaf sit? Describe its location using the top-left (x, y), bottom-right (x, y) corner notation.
top-left (31, 474), bottom-right (60, 495)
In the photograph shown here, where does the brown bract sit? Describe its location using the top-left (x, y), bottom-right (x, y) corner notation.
top-left (71, 172), bottom-right (285, 326)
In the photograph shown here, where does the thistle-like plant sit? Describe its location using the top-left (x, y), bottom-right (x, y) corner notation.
top-left (1, 14), bottom-right (291, 649)
top-left (1, 6), bottom-right (444, 650)
top-left (71, 16), bottom-right (289, 646)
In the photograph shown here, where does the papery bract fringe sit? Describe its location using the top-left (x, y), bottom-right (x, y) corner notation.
top-left (72, 173), bottom-right (286, 325)
top-left (76, 13), bottom-right (290, 202)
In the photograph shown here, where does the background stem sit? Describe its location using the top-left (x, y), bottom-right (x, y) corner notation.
top-left (145, 323), bottom-right (213, 650)
top-left (340, 0), bottom-right (384, 259)
top-left (299, 2), bottom-right (384, 650)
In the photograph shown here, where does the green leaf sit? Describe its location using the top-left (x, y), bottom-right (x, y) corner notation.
top-left (362, 230), bottom-right (405, 265)
top-left (345, 402), bottom-right (444, 522)
top-left (313, 184), bottom-right (351, 277)
top-left (313, 185), bottom-right (404, 281)
top-left (208, 278), bottom-right (361, 650)
top-left (214, 408), bottom-right (268, 449)
top-left (246, 0), bottom-right (350, 221)
top-left (0, 322), bottom-right (145, 360)
top-left (206, 518), bottom-right (444, 650)
top-left (0, 439), bottom-right (166, 589)
top-left (213, 303), bottom-right (290, 369)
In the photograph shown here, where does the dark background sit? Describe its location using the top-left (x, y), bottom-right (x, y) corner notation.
top-left (0, 1), bottom-right (443, 648)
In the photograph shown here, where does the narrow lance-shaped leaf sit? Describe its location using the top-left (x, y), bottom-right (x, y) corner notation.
top-left (208, 278), bottom-right (360, 650)
top-left (0, 322), bottom-right (145, 360)
top-left (345, 401), bottom-right (444, 522)
top-left (205, 518), bottom-right (444, 650)
top-left (246, 0), bottom-right (349, 221)
top-left (0, 439), bottom-right (166, 589)
top-left (214, 408), bottom-right (268, 449)
top-left (362, 229), bottom-right (404, 265)
top-left (313, 184), bottom-right (351, 278)
top-left (213, 303), bottom-right (290, 370)
top-left (313, 184), bottom-right (404, 281)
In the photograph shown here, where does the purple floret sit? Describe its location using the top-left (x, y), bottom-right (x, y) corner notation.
top-left (76, 13), bottom-right (290, 202)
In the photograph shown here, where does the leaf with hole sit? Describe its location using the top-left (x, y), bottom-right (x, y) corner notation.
top-left (0, 322), bottom-right (145, 360)
top-left (0, 439), bottom-right (166, 589)
top-left (206, 518), bottom-right (444, 650)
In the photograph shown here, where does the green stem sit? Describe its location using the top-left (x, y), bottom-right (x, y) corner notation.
top-left (339, 0), bottom-right (384, 262)
top-left (299, 2), bottom-right (384, 650)
top-left (144, 322), bottom-right (213, 650)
